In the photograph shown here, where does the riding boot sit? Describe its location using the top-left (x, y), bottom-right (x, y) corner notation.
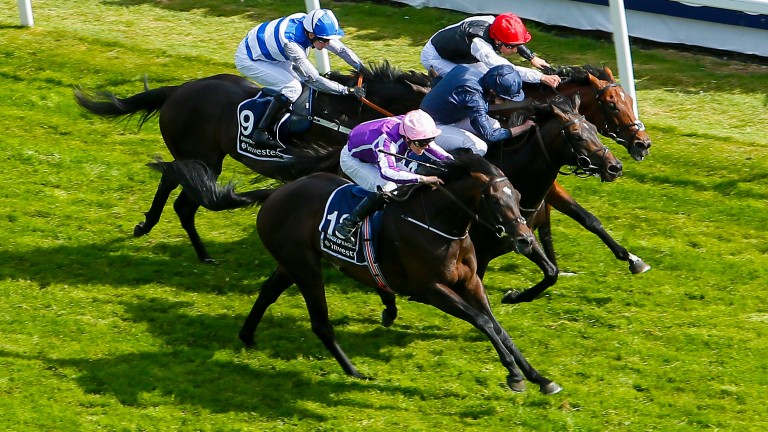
top-left (253, 93), bottom-right (291, 150)
top-left (334, 191), bottom-right (388, 244)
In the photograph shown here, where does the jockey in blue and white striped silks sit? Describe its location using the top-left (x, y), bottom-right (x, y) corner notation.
top-left (235, 9), bottom-right (364, 102)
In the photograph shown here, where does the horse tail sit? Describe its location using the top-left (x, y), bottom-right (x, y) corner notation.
top-left (147, 158), bottom-right (275, 211)
top-left (73, 84), bottom-right (179, 129)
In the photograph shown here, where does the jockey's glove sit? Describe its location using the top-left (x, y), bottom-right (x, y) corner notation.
top-left (348, 86), bottom-right (366, 99)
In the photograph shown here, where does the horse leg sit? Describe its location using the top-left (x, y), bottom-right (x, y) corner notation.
top-left (546, 184), bottom-right (650, 274)
top-left (134, 170), bottom-right (178, 237)
top-left (534, 204), bottom-right (559, 267)
top-left (295, 275), bottom-right (365, 379)
top-left (502, 242), bottom-right (558, 304)
top-left (173, 191), bottom-right (215, 264)
top-left (375, 288), bottom-right (398, 327)
top-left (424, 282), bottom-right (560, 394)
top-left (490, 317), bottom-right (563, 395)
top-left (239, 268), bottom-right (294, 347)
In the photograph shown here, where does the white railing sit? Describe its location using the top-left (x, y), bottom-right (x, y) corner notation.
top-left (18, 0), bottom-right (34, 27)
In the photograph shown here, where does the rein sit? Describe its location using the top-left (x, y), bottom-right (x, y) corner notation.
top-left (356, 75), bottom-right (395, 117)
top-left (401, 177), bottom-right (523, 239)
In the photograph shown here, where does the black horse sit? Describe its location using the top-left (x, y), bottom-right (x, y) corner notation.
top-left (150, 154), bottom-right (562, 395)
top-left (372, 94), bottom-right (623, 314)
top-left (74, 61), bottom-right (430, 262)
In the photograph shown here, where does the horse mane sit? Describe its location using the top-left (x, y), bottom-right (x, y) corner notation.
top-left (419, 153), bottom-right (500, 182)
top-left (543, 64), bottom-right (614, 83)
top-left (327, 60), bottom-right (431, 87)
top-left (530, 93), bottom-right (576, 120)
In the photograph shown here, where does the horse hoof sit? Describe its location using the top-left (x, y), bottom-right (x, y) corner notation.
top-left (501, 290), bottom-right (522, 304)
top-left (628, 254), bottom-right (651, 274)
top-left (133, 223), bottom-right (148, 237)
top-left (381, 310), bottom-right (396, 328)
top-left (201, 258), bottom-right (219, 265)
top-left (507, 376), bottom-right (527, 393)
top-left (239, 333), bottom-right (255, 347)
top-left (540, 381), bottom-right (563, 395)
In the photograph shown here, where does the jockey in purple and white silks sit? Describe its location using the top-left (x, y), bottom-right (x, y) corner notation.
top-left (335, 110), bottom-right (453, 243)
top-left (235, 8), bottom-right (367, 150)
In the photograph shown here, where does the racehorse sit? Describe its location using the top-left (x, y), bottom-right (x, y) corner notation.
top-left (149, 154), bottom-right (562, 395)
top-left (74, 61), bottom-right (430, 262)
top-left (379, 94), bottom-right (623, 312)
top-left (490, 64), bottom-right (652, 276)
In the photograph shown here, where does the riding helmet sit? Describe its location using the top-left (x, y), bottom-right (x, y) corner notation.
top-left (400, 109), bottom-right (442, 141)
top-left (481, 64), bottom-right (524, 101)
top-left (489, 13), bottom-right (532, 45)
top-left (303, 9), bottom-right (345, 39)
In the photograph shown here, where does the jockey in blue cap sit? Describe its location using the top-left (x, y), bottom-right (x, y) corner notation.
top-left (235, 9), bottom-right (367, 150)
top-left (420, 64), bottom-right (536, 156)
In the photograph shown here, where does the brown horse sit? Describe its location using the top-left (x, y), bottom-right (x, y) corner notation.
top-left (150, 154), bottom-right (562, 395)
top-left (74, 61), bottom-right (429, 263)
top-left (491, 65), bottom-right (652, 276)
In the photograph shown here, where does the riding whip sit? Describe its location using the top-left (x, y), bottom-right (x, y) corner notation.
top-left (376, 149), bottom-right (447, 171)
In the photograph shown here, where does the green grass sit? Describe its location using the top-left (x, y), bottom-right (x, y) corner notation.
top-left (2, 1), bottom-right (768, 430)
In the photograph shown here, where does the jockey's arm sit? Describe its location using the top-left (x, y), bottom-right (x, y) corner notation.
top-left (285, 41), bottom-right (352, 96)
top-left (517, 45), bottom-right (550, 69)
top-left (326, 40), bottom-right (364, 71)
top-left (471, 38), bottom-right (545, 84)
top-left (377, 141), bottom-right (422, 184)
top-left (460, 89), bottom-right (512, 143)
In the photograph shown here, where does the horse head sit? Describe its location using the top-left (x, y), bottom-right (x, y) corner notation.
top-left (421, 155), bottom-right (535, 255)
top-left (586, 68), bottom-right (651, 161)
top-left (534, 65), bottom-right (652, 162)
top-left (536, 94), bottom-right (623, 182)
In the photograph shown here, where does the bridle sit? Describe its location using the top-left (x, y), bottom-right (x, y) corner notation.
top-left (594, 82), bottom-right (646, 146)
top-left (397, 176), bottom-right (526, 239)
top-left (531, 111), bottom-right (612, 178)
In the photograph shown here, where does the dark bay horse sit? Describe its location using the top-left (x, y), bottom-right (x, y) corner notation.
top-left (483, 94), bottom-right (623, 303)
top-left (74, 61), bottom-right (430, 262)
top-left (380, 94), bottom-right (622, 312)
top-left (491, 65), bottom-right (652, 276)
top-left (150, 154), bottom-right (562, 395)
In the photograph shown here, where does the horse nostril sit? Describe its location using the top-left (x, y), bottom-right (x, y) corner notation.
top-left (635, 140), bottom-right (651, 151)
top-left (515, 236), bottom-right (533, 253)
top-left (608, 164), bottom-right (623, 176)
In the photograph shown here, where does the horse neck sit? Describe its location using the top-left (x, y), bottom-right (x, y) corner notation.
top-left (492, 119), bottom-right (567, 209)
top-left (400, 184), bottom-right (482, 239)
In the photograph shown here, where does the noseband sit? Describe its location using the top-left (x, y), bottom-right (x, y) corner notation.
top-left (534, 114), bottom-right (612, 178)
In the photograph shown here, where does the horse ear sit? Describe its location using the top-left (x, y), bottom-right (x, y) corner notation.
top-left (603, 66), bottom-right (615, 81)
top-left (587, 72), bottom-right (601, 87)
top-left (570, 93), bottom-right (581, 111)
top-left (405, 80), bottom-right (431, 95)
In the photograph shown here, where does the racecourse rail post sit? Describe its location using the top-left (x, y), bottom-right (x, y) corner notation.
top-left (18, 0), bottom-right (34, 27)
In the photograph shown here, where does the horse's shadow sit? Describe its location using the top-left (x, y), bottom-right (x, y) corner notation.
top-left (1, 294), bottom-right (484, 415)
top-left (0, 229), bottom-right (276, 295)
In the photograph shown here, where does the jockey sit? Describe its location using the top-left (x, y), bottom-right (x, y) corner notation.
top-left (421, 13), bottom-right (561, 89)
top-left (235, 8), bottom-right (367, 150)
top-left (334, 109), bottom-right (453, 243)
top-left (421, 64), bottom-right (536, 157)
